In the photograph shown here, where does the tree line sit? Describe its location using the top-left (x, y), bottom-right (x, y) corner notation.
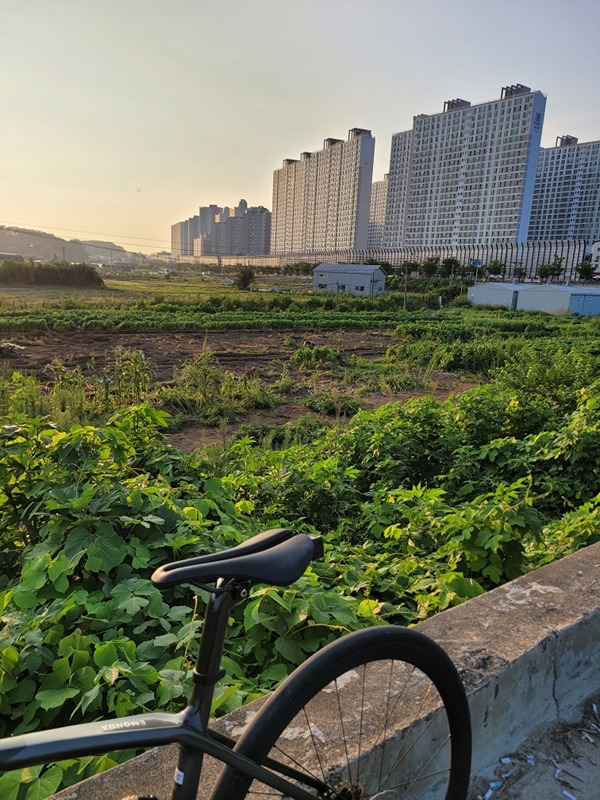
top-left (0, 259), bottom-right (105, 287)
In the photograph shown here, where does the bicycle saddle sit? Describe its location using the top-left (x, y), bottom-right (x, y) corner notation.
top-left (151, 527), bottom-right (323, 589)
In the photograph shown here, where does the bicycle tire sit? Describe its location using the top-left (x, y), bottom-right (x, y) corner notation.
top-left (210, 626), bottom-right (471, 800)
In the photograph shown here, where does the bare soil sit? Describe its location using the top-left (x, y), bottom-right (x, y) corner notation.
top-left (470, 698), bottom-right (600, 800)
top-left (1, 329), bottom-right (396, 382)
top-left (0, 328), bottom-right (477, 451)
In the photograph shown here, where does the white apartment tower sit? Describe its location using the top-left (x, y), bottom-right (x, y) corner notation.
top-left (194, 202), bottom-right (271, 256)
top-left (529, 136), bottom-right (600, 245)
top-left (171, 206), bottom-right (222, 257)
top-left (384, 84), bottom-right (546, 247)
top-left (367, 174), bottom-right (388, 249)
top-left (171, 216), bottom-right (202, 258)
top-left (271, 128), bottom-right (375, 255)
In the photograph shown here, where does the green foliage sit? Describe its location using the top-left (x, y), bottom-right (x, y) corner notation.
top-left (233, 415), bottom-right (330, 450)
top-left (0, 349), bottom-right (156, 427)
top-left (290, 345), bottom-right (343, 368)
top-left (537, 256), bottom-right (563, 282)
top-left (3, 306), bottom-right (600, 797)
top-left (233, 267), bottom-right (256, 291)
top-left (490, 345), bottom-right (599, 412)
top-left (304, 390), bottom-right (360, 418)
top-left (0, 261), bottom-right (104, 288)
top-left (156, 350), bottom-right (276, 424)
top-left (576, 261), bottom-right (595, 282)
top-left (486, 260), bottom-right (505, 277)
top-left (333, 397), bottom-right (458, 493)
top-left (448, 384), bottom-right (554, 446)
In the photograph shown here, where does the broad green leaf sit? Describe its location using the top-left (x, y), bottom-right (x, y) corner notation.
top-left (64, 525), bottom-right (127, 574)
top-left (76, 684), bottom-right (101, 716)
top-left (274, 636), bottom-right (305, 664)
top-left (211, 682), bottom-right (242, 714)
top-left (52, 657), bottom-right (71, 683)
top-left (93, 643), bottom-right (118, 667)
top-left (153, 633), bottom-right (179, 647)
top-left (0, 770), bottom-right (23, 800)
top-left (0, 646), bottom-right (19, 673)
top-left (261, 663), bottom-right (288, 683)
top-left (24, 766), bottom-right (64, 800)
top-left (36, 687), bottom-right (79, 710)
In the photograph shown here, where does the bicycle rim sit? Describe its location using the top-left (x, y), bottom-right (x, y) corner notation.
top-left (210, 626), bottom-right (471, 800)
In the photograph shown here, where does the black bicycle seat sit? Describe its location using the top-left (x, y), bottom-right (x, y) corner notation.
top-left (151, 528), bottom-right (323, 589)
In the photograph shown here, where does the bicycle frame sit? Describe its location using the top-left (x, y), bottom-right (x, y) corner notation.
top-left (0, 712), bottom-right (323, 799)
top-left (0, 580), bottom-right (328, 800)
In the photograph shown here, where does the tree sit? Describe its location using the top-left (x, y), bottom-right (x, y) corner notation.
top-left (513, 267), bottom-right (526, 281)
top-left (234, 266), bottom-right (256, 290)
top-left (440, 257), bottom-right (461, 281)
top-left (421, 256), bottom-right (440, 278)
top-left (537, 256), bottom-right (563, 283)
top-left (365, 258), bottom-right (393, 275)
top-left (400, 260), bottom-right (420, 277)
top-left (486, 260), bottom-right (505, 278)
top-left (576, 261), bottom-right (595, 282)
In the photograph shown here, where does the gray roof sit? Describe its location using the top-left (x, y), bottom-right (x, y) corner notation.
top-left (314, 263), bottom-right (384, 274)
top-left (474, 282), bottom-right (600, 296)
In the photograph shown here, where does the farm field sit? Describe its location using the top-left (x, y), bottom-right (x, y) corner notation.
top-left (0, 271), bottom-right (312, 305)
top-left (0, 326), bottom-right (476, 450)
top-left (1, 327), bottom-right (397, 383)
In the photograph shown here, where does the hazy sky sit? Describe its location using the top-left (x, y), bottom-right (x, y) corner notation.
top-left (3, 0), bottom-right (600, 253)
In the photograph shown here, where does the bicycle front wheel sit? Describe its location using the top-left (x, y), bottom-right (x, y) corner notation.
top-left (211, 626), bottom-right (471, 800)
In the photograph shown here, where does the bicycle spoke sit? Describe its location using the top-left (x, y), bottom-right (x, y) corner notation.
top-left (211, 627), bottom-right (471, 800)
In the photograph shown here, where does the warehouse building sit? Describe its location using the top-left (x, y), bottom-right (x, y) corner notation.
top-left (468, 282), bottom-right (600, 315)
top-left (313, 263), bottom-right (386, 297)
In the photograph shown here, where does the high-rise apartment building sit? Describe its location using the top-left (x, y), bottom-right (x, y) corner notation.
top-left (171, 216), bottom-right (202, 257)
top-left (367, 174), bottom-right (388, 249)
top-left (171, 206), bottom-right (223, 257)
top-left (384, 84), bottom-right (546, 248)
top-left (199, 205), bottom-right (222, 237)
top-left (528, 136), bottom-right (600, 245)
top-left (194, 202), bottom-right (271, 256)
top-left (271, 128), bottom-right (375, 255)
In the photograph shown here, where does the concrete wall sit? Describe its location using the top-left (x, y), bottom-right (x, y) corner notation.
top-left (50, 542), bottom-right (600, 799)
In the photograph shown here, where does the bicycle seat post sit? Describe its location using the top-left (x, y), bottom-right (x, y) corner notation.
top-left (189, 578), bottom-right (247, 730)
top-left (172, 578), bottom-right (247, 800)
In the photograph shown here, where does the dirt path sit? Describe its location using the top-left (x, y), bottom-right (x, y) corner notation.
top-left (470, 698), bottom-right (600, 800)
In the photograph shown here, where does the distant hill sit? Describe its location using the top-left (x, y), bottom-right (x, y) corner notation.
top-left (75, 240), bottom-right (126, 263)
top-left (0, 227), bottom-right (127, 264)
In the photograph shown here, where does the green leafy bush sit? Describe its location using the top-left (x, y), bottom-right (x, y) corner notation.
top-left (3, 306), bottom-right (600, 798)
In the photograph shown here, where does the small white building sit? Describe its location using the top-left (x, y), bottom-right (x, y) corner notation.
top-left (468, 281), bottom-right (600, 316)
top-left (313, 263), bottom-right (385, 297)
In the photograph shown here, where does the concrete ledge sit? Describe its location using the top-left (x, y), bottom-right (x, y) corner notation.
top-left (50, 542), bottom-right (600, 799)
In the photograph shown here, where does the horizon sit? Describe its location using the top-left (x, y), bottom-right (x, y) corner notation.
top-left (3, 0), bottom-right (600, 254)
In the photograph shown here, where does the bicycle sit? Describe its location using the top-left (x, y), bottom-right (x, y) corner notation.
top-left (0, 527), bottom-right (472, 799)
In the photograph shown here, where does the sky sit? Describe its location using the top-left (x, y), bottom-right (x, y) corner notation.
top-left (3, 0), bottom-right (600, 254)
